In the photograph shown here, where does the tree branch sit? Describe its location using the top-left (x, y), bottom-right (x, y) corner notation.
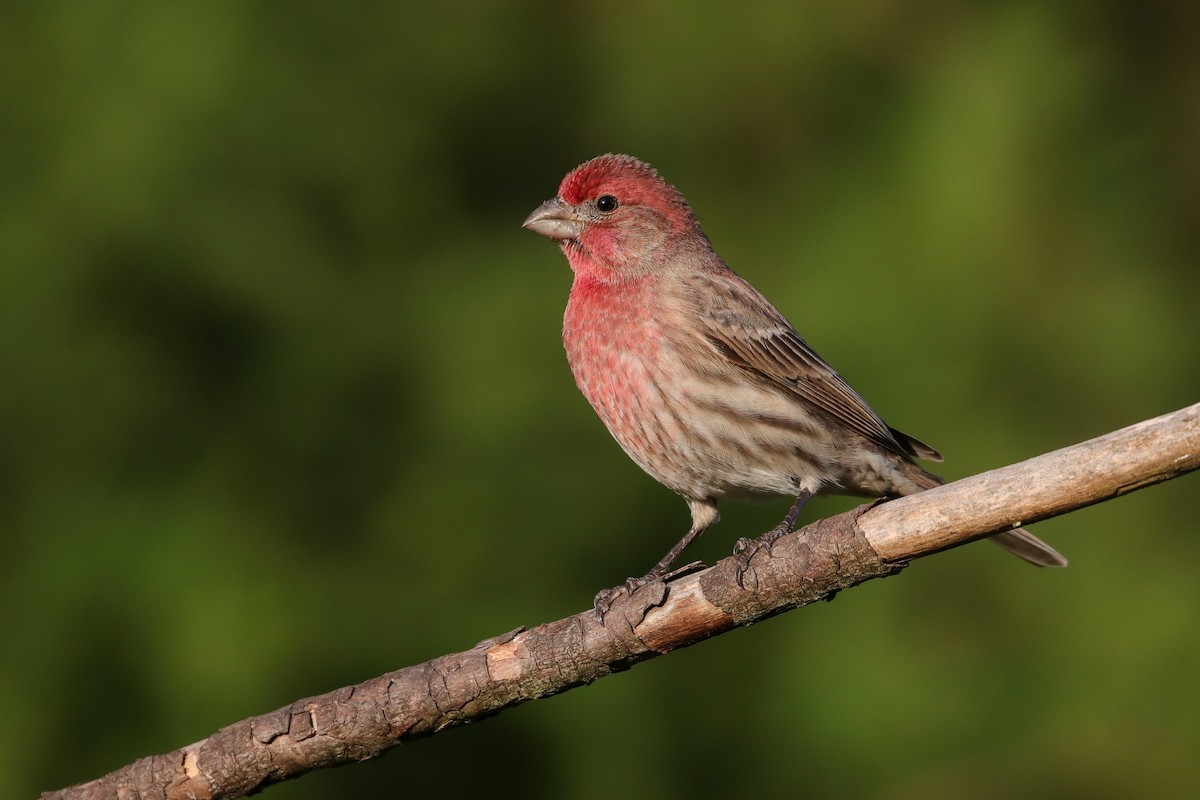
top-left (44, 402), bottom-right (1200, 800)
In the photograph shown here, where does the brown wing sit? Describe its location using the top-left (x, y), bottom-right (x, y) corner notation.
top-left (687, 269), bottom-right (942, 463)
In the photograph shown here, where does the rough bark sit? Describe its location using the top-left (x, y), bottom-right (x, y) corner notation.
top-left (43, 402), bottom-right (1200, 800)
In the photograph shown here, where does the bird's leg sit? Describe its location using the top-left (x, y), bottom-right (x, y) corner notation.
top-left (769, 488), bottom-right (814, 543)
top-left (593, 525), bottom-right (709, 619)
top-left (733, 489), bottom-right (813, 588)
top-left (648, 524), bottom-right (707, 576)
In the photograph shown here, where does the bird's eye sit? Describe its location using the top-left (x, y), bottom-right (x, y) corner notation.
top-left (596, 195), bottom-right (618, 213)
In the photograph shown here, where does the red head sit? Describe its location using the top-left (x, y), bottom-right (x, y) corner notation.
top-left (523, 154), bottom-right (709, 281)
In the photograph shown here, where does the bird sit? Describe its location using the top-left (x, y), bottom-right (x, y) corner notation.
top-left (523, 154), bottom-right (1066, 609)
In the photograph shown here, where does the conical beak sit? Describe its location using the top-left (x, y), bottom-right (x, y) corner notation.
top-left (522, 197), bottom-right (584, 241)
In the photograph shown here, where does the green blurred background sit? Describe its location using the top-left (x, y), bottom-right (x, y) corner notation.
top-left (4, 2), bottom-right (1198, 798)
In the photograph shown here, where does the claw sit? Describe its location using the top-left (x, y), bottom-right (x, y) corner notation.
top-left (592, 562), bottom-right (704, 622)
top-left (732, 519), bottom-right (796, 590)
top-left (733, 537), bottom-right (770, 590)
top-left (593, 575), bottom-right (654, 621)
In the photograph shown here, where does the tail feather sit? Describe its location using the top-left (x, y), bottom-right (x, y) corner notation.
top-left (989, 528), bottom-right (1069, 567)
top-left (895, 461), bottom-right (1068, 567)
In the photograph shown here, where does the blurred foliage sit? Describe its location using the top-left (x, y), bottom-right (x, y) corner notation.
top-left (3, 1), bottom-right (1199, 798)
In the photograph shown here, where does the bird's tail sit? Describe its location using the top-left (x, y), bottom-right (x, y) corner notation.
top-left (989, 528), bottom-right (1068, 567)
top-left (896, 460), bottom-right (1068, 567)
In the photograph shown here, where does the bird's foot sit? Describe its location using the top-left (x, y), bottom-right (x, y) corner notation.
top-left (593, 576), bottom-right (653, 620)
top-left (593, 561), bottom-right (705, 622)
top-left (732, 520), bottom-right (794, 589)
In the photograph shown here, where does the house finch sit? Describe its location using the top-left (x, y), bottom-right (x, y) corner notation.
top-left (523, 154), bottom-right (1066, 607)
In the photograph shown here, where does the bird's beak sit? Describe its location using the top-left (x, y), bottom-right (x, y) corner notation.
top-left (522, 197), bottom-right (584, 240)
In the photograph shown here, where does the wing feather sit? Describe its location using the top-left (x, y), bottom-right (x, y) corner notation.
top-left (687, 270), bottom-right (942, 462)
